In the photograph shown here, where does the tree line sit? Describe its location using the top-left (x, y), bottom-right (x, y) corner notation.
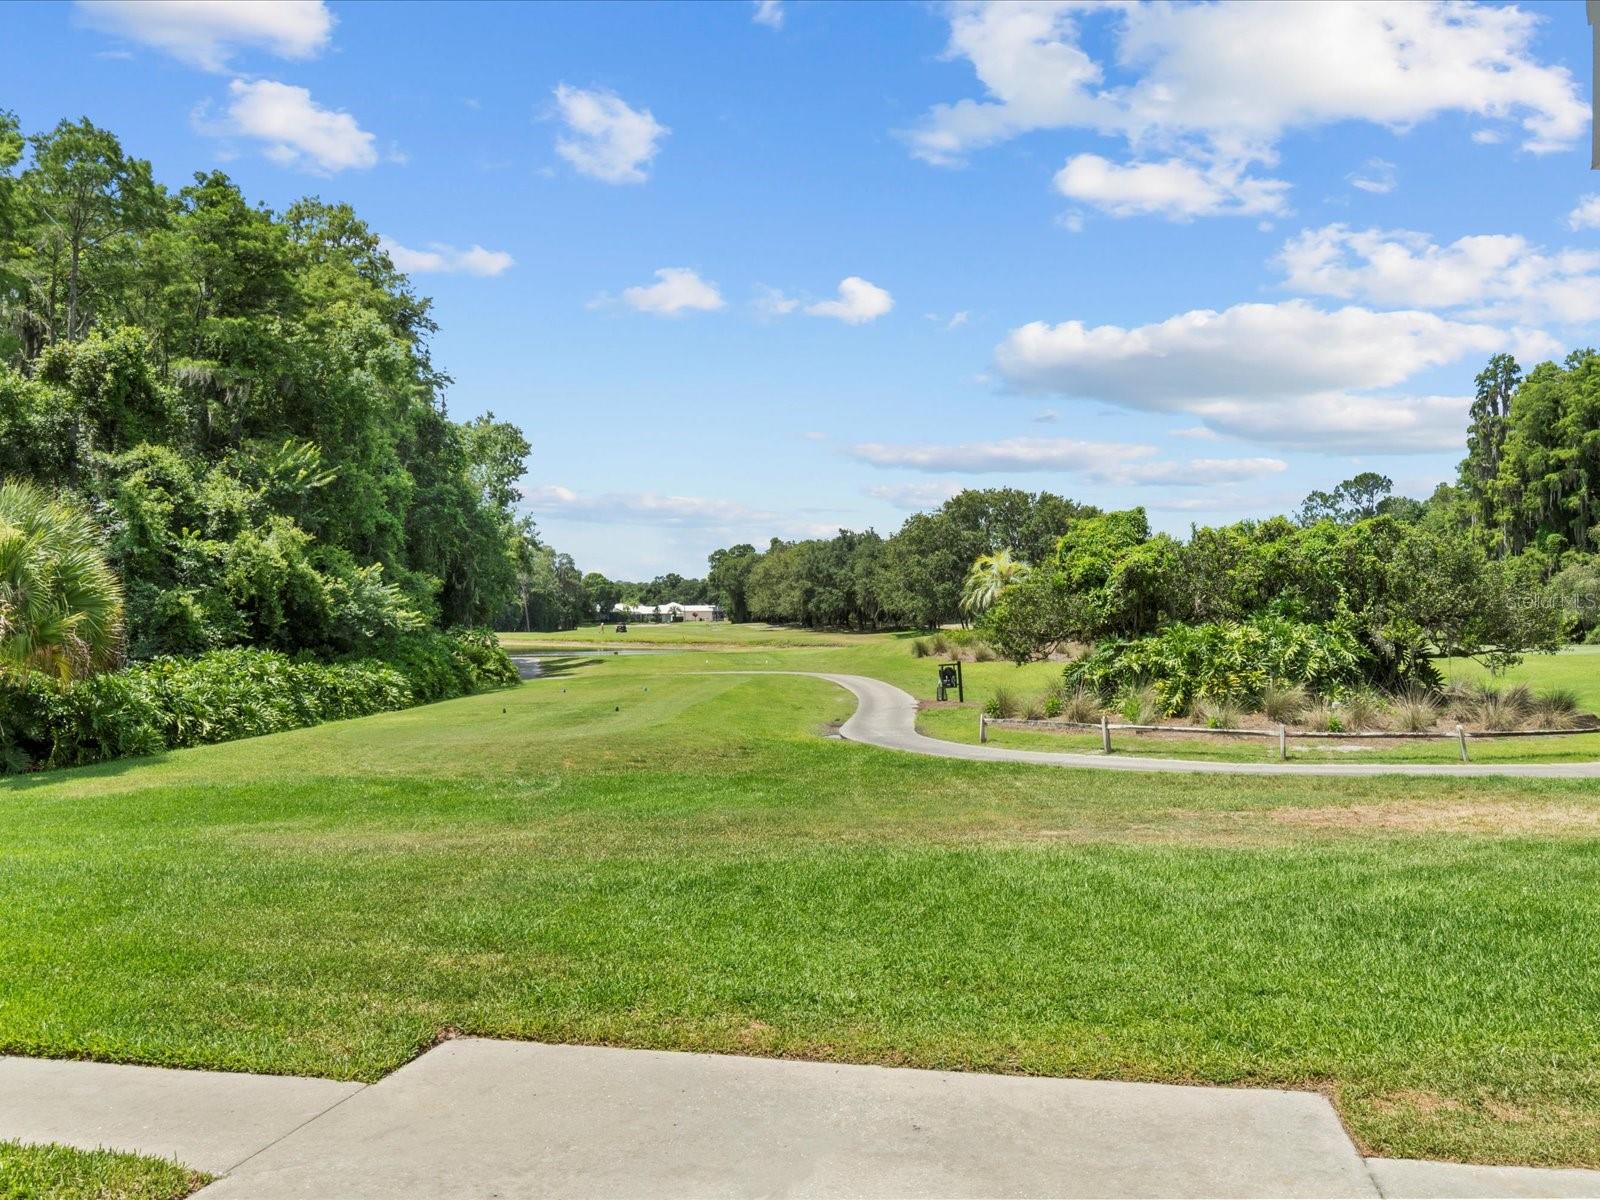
top-left (0, 112), bottom-right (555, 659)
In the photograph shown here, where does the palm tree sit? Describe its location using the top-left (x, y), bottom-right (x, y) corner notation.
top-left (960, 549), bottom-right (1029, 615)
top-left (0, 480), bottom-right (124, 681)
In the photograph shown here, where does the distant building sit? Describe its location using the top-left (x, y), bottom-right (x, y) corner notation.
top-left (611, 601), bottom-right (723, 623)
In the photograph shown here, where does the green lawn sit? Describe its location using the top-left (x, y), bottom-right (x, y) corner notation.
top-left (0, 1142), bottom-right (207, 1200)
top-left (5, 638), bottom-right (1600, 1169)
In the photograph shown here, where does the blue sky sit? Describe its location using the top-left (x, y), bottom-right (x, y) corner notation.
top-left (6, 0), bottom-right (1599, 578)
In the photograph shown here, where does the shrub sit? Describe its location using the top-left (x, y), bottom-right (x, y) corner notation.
top-left (971, 642), bottom-right (998, 662)
top-left (0, 628), bottom-right (518, 774)
top-left (0, 480), bottom-right (125, 680)
top-left (1067, 615), bottom-right (1368, 716)
top-left (1041, 694), bottom-right (1064, 719)
top-left (1022, 695), bottom-right (1048, 721)
top-left (909, 638), bottom-right (931, 658)
top-left (928, 633), bottom-right (951, 656)
top-left (1259, 681), bottom-right (1308, 725)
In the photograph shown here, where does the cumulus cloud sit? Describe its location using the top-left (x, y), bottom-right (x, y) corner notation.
top-left (994, 299), bottom-right (1557, 453)
top-left (906, 1), bottom-right (1584, 219)
top-left (382, 238), bottom-right (514, 277)
top-left (201, 78), bottom-right (377, 173)
top-left (553, 84), bottom-right (668, 184)
top-left (75, 0), bottom-right (332, 71)
top-left (1054, 154), bottom-right (1288, 220)
top-left (621, 267), bottom-right (725, 316)
top-left (752, 0), bottom-right (784, 29)
top-left (1569, 195), bottom-right (1600, 231)
top-left (850, 437), bottom-right (1285, 486)
top-left (805, 276), bottom-right (894, 324)
top-left (1277, 224), bottom-right (1600, 324)
top-left (865, 481), bottom-right (965, 511)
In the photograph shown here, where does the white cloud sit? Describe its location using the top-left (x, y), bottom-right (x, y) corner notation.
top-left (525, 485), bottom-right (836, 539)
top-left (552, 84), bottom-right (667, 184)
top-left (851, 436), bottom-right (1155, 474)
top-left (1471, 129), bottom-right (1504, 145)
top-left (621, 268), bottom-right (725, 316)
top-left (850, 437), bottom-right (1284, 486)
top-left (525, 486), bottom-right (765, 527)
top-left (1054, 153), bottom-right (1288, 221)
top-left (204, 78), bottom-right (377, 173)
top-left (75, 0), bottom-right (332, 71)
top-left (753, 285), bottom-right (801, 317)
top-left (1569, 196), bottom-right (1600, 231)
top-left (1277, 224), bottom-right (1600, 324)
top-left (805, 276), bottom-right (894, 324)
top-left (1347, 157), bottom-right (1397, 194)
top-left (866, 481), bottom-right (965, 511)
top-left (1172, 425), bottom-right (1220, 441)
top-left (907, 1), bottom-right (1585, 218)
top-left (946, 311), bottom-right (970, 330)
top-left (994, 299), bottom-right (1556, 453)
top-left (381, 238), bottom-right (514, 277)
top-left (752, 0), bottom-right (784, 29)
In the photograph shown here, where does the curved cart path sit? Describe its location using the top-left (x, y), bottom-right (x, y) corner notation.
top-left (776, 671), bottom-right (1600, 778)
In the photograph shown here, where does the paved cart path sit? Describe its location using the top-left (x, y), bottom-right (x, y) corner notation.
top-left (773, 671), bottom-right (1600, 778)
top-left (7, 1042), bottom-right (1600, 1198)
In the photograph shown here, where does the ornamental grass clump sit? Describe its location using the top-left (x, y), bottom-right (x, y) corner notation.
top-left (1530, 687), bottom-right (1581, 730)
top-left (1191, 698), bottom-right (1244, 730)
top-left (1301, 701), bottom-right (1343, 733)
top-left (1058, 684), bottom-right (1101, 723)
top-left (1117, 685), bottom-right (1162, 726)
top-left (1259, 681), bottom-right (1309, 725)
top-left (1389, 686), bottom-right (1440, 733)
top-left (1451, 682), bottom-right (1534, 730)
top-left (984, 686), bottom-right (1022, 719)
top-left (1340, 689), bottom-right (1389, 733)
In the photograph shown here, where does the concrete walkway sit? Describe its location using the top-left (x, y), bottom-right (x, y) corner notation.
top-left (7, 1043), bottom-right (1600, 1198)
top-left (788, 670), bottom-right (1600, 778)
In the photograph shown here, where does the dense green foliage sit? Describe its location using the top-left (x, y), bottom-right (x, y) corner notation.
top-left (0, 479), bottom-right (124, 679)
top-left (710, 489), bottom-right (1094, 629)
top-left (0, 628), bottom-right (515, 773)
top-left (983, 505), bottom-right (1564, 682)
top-left (0, 113), bottom-right (537, 652)
top-left (1066, 615), bottom-right (1370, 715)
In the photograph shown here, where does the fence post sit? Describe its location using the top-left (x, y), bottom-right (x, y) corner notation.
top-left (979, 712), bottom-right (988, 744)
top-left (1279, 723), bottom-right (1287, 761)
top-left (1101, 713), bottom-right (1112, 755)
top-left (1456, 723), bottom-right (1469, 763)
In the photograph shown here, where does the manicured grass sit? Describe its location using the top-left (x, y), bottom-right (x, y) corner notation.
top-left (5, 651), bottom-right (1600, 1169)
top-left (0, 1142), bottom-right (207, 1199)
top-left (1441, 646), bottom-right (1600, 713)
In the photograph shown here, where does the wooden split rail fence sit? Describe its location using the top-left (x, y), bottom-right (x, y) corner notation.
top-left (978, 713), bottom-right (1595, 762)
